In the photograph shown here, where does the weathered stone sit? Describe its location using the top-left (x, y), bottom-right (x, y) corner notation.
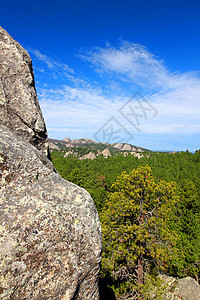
top-left (160, 275), bottom-right (200, 300)
top-left (72, 138), bottom-right (97, 145)
top-left (173, 277), bottom-right (200, 300)
top-left (64, 150), bottom-right (78, 157)
top-left (0, 27), bottom-right (47, 154)
top-left (0, 27), bottom-right (102, 299)
top-left (79, 152), bottom-right (96, 160)
top-left (130, 151), bottom-right (143, 159)
top-left (0, 126), bottom-right (102, 299)
top-left (112, 143), bottom-right (123, 150)
top-left (62, 137), bottom-right (71, 143)
top-left (121, 144), bottom-right (132, 151)
top-left (48, 142), bottom-right (60, 150)
top-left (101, 148), bottom-right (111, 158)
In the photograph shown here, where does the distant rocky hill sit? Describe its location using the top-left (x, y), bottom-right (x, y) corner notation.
top-left (48, 137), bottom-right (149, 160)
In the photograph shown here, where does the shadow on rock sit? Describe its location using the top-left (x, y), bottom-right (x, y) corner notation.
top-left (99, 276), bottom-right (116, 300)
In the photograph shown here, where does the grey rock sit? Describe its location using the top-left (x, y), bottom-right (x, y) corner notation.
top-left (0, 27), bottom-right (47, 154)
top-left (112, 143), bottom-right (123, 150)
top-left (160, 275), bottom-right (200, 300)
top-left (48, 142), bottom-right (60, 150)
top-left (101, 148), bottom-right (111, 158)
top-left (174, 277), bottom-right (200, 300)
top-left (0, 27), bottom-right (102, 299)
top-left (79, 152), bottom-right (96, 160)
top-left (71, 138), bottom-right (97, 145)
top-left (62, 137), bottom-right (71, 143)
top-left (0, 126), bottom-right (102, 299)
top-left (121, 144), bottom-right (132, 151)
top-left (79, 138), bottom-right (97, 144)
top-left (130, 151), bottom-right (143, 159)
top-left (64, 150), bottom-right (78, 157)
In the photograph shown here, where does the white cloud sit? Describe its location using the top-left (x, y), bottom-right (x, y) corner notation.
top-left (38, 85), bottom-right (126, 140)
top-left (32, 49), bottom-right (74, 73)
top-left (81, 41), bottom-right (170, 89)
top-left (82, 41), bottom-right (200, 92)
top-left (30, 48), bottom-right (93, 90)
top-left (79, 41), bottom-right (200, 132)
top-left (38, 82), bottom-right (200, 140)
top-left (32, 41), bottom-right (200, 147)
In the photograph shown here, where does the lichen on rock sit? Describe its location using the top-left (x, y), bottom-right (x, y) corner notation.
top-left (0, 27), bottom-right (102, 299)
top-left (0, 27), bottom-right (47, 154)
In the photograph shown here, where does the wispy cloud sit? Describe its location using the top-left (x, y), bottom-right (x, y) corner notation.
top-left (81, 41), bottom-right (169, 90)
top-left (31, 41), bottom-right (200, 150)
top-left (79, 41), bottom-right (200, 133)
top-left (38, 85), bottom-right (125, 132)
top-left (30, 48), bottom-right (91, 89)
top-left (31, 49), bottom-right (74, 75)
top-left (82, 40), bottom-right (200, 91)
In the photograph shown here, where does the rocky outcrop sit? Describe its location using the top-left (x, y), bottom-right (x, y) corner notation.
top-left (101, 148), bottom-right (111, 158)
top-left (64, 150), bottom-right (78, 157)
top-left (121, 144), bottom-right (132, 151)
top-left (160, 275), bottom-right (200, 300)
top-left (78, 138), bottom-right (97, 144)
top-left (48, 142), bottom-right (60, 150)
top-left (48, 137), bottom-right (148, 155)
top-left (62, 138), bottom-right (97, 146)
top-left (79, 152), bottom-right (96, 160)
top-left (112, 143), bottom-right (123, 150)
top-left (62, 137), bottom-right (71, 143)
top-left (112, 143), bottom-right (144, 152)
top-left (0, 27), bottom-right (102, 299)
top-left (0, 27), bottom-right (47, 155)
top-left (130, 151), bottom-right (143, 159)
top-left (48, 139), bottom-right (68, 151)
top-left (172, 277), bottom-right (200, 300)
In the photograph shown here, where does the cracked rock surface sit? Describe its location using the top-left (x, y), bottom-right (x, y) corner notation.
top-left (0, 27), bottom-right (47, 154)
top-left (0, 27), bottom-right (102, 299)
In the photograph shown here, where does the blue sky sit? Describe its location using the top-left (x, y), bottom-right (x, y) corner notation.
top-left (1, 0), bottom-right (200, 151)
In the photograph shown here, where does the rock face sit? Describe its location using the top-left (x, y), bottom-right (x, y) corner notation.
top-left (0, 27), bottom-right (47, 154)
top-left (62, 137), bottom-right (71, 143)
top-left (130, 151), bottom-right (143, 159)
top-left (121, 144), bottom-right (132, 151)
top-left (79, 152), bottom-right (96, 160)
top-left (173, 277), bottom-right (200, 300)
top-left (160, 275), bottom-right (200, 300)
top-left (0, 28), bottom-right (102, 299)
top-left (101, 148), bottom-right (111, 158)
top-left (112, 143), bottom-right (123, 150)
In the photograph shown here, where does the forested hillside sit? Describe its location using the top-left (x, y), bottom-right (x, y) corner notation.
top-left (51, 150), bottom-right (200, 299)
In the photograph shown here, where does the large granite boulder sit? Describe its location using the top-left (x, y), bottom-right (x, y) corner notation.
top-left (0, 27), bottom-right (47, 154)
top-left (160, 275), bottom-right (200, 300)
top-left (173, 277), bottom-right (200, 300)
top-left (0, 27), bottom-right (102, 299)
